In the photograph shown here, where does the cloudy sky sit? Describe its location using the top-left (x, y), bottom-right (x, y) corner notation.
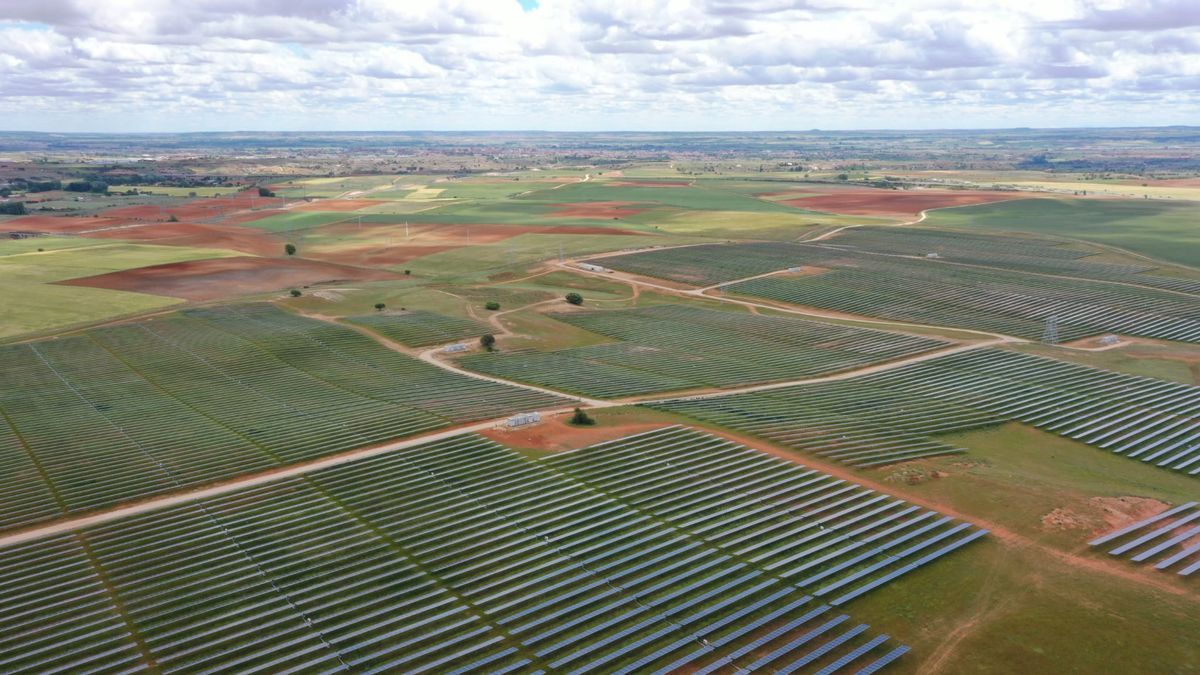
top-left (0, 0), bottom-right (1197, 132)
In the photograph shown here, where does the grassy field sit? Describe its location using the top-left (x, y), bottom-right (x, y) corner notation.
top-left (0, 239), bottom-right (244, 340)
top-left (852, 423), bottom-right (1200, 673)
top-left (239, 210), bottom-right (353, 232)
top-left (1008, 180), bottom-right (1200, 201)
top-left (923, 197), bottom-right (1200, 268)
top-left (108, 185), bottom-right (240, 197)
top-left (403, 232), bottom-right (700, 282)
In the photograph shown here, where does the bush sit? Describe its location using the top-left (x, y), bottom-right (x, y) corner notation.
top-left (570, 407), bottom-right (596, 426)
top-left (284, 243), bottom-right (296, 256)
top-left (289, 289), bottom-right (302, 297)
top-left (565, 292), bottom-right (584, 306)
top-left (480, 333), bottom-right (497, 351)
top-left (258, 186), bottom-right (275, 197)
top-left (485, 301), bottom-right (500, 311)
top-left (374, 303), bottom-right (386, 311)
top-left (167, 214), bottom-right (178, 222)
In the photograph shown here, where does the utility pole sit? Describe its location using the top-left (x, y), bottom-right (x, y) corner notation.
top-left (1042, 315), bottom-right (1059, 344)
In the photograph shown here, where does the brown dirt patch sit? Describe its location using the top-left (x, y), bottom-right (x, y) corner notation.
top-left (549, 202), bottom-right (645, 219)
top-left (1092, 496), bottom-right (1172, 532)
top-left (291, 199), bottom-right (389, 212)
top-left (1, 215), bottom-right (131, 234)
top-left (80, 221), bottom-right (285, 256)
top-left (779, 189), bottom-right (1024, 216)
top-left (1043, 496), bottom-right (1172, 534)
top-left (58, 256), bottom-right (400, 302)
top-left (481, 416), bottom-right (673, 453)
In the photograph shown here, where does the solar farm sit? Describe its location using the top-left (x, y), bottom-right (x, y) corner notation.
top-left (0, 426), bottom-right (981, 673)
top-left (459, 305), bottom-right (950, 398)
top-left (345, 310), bottom-right (489, 347)
top-left (598, 242), bottom-right (1200, 343)
top-left (0, 304), bottom-right (565, 531)
top-left (3, 140), bottom-right (1200, 673)
top-left (652, 349), bottom-right (1200, 473)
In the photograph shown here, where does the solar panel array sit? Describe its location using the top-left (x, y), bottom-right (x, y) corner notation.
top-left (860, 349), bottom-right (1200, 475)
top-left (460, 304), bottom-right (948, 398)
top-left (595, 242), bottom-right (1200, 343)
top-left (1089, 501), bottom-right (1200, 576)
top-left (826, 226), bottom-right (1200, 295)
top-left (0, 304), bottom-right (566, 532)
top-left (0, 427), bottom-right (988, 673)
top-left (652, 349), bottom-right (1200, 475)
top-left (345, 310), bottom-right (488, 347)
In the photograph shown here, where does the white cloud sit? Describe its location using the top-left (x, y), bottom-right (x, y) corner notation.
top-left (0, 0), bottom-right (1195, 130)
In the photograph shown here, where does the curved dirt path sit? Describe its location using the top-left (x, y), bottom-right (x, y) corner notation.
top-left (561, 261), bottom-right (1020, 343)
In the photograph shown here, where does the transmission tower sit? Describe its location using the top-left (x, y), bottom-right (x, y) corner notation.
top-left (1042, 315), bottom-right (1059, 344)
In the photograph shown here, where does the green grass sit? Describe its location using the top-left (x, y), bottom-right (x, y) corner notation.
top-left (238, 210), bottom-right (352, 232)
top-left (403, 232), bottom-right (700, 283)
top-left (850, 423), bottom-right (1200, 673)
top-left (0, 240), bottom-right (244, 340)
top-left (537, 180), bottom-right (805, 213)
top-left (924, 197), bottom-right (1200, 268)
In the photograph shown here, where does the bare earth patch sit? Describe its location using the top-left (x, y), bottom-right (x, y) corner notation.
top-left (1043, 496), bottom-right (1171, 534)
top-left (549, 201), bottom-right (645, 219)
top-left (81, 221), bottom-right (286, 256)
top-left (481, 416), bottom-right (672, 453)
top-left (58, 256), bottom-right (401, 301)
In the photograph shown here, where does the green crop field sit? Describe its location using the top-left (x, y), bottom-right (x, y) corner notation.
top-left (0, 240), bottom-right (245, 340)
top-left (239, 210), bottom-right (353, 232)
top-left (923, 197), bottom-right (1200, 268)
top-left (459, 304), bottom-right (949, 398)
top-left (0, 303), bottom-right (565, 530)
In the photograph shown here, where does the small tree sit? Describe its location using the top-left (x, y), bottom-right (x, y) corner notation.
top-left (570, 407), bottom-right (595, 426)
top-left (289, 289), bottom-right (302, 297)
top-left (565, 292), bottom-right (583, 306)
top-left (258, 186), bottom-right (275, 198)
top-left (404, 269), bottom-right (411, 275)
top-left (374, 303), bottom-right (386, 312)
top-left (480, 333), bottom-right (496, 351)
top-left (285, 243), bottom-right (296, 256)
top-left (485, 301), bottom-right (500, 311)
top-left (167, 214), bottom-right (178, 222)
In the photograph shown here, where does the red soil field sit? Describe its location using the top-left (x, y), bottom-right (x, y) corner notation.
top-left (81, 221), bottom-right (285, 256)
top-left (291, 199), bottom-right (389, 212)
top-left (481, 417), bottom-right (673, 453)
top-left (549, 201), bottom-right (645, 219)
top-left (777, 189), bottom-right (1024, 216)
top-left (1, 215), bottom-right (130, 234)
top-left (59, 256), bottom-right (400, 302)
